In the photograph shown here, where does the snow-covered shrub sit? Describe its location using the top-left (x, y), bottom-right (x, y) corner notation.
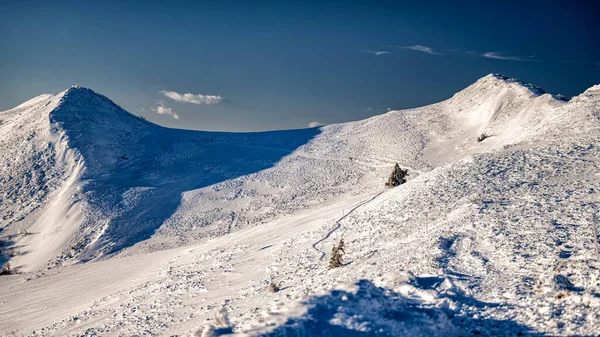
top-left (385, 164), bottom-right (408, 187)
top-left (476, 133), bottom-right (489, 142)
top-left (193, 308), bottom-right (234, 337)
top-left (328, 239), bottom-right (345, 269)
top-left (0, 262), bottom-right (12, 275)
top-left (269, 280), bottom-right (280, 293)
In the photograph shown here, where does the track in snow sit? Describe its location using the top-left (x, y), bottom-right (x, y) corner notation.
top-left (312, 189), bottom-right (388, 260)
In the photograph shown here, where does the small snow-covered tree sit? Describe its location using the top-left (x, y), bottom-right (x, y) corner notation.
top-left (193, 308), bottom-right (233, 337)
top-left (385, 164), bottom-right (408, 188)
top-left (328, 239), bottom-right (345, 270)
top-left (0, 262), bottom-right (12, 276)
top-left (269, 279), bottom-right (280, 293)
top-left (477, 133), bottom-right (489, 142)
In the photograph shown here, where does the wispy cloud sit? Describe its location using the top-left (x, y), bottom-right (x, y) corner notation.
top-left (481, 52), bottom-right (536, 61)
top-left (388, 45), bottom-right (441, 55)
top-left (161, 90), bottom-right (223, 104)
top-left (362, 50), bottom-right (391, 56)
top-left (152, 100), bottom-right (179, 120)
top-left (308, 121), bottom-right (324, 128)
top-left (373, 44), bottom-right (595, 66)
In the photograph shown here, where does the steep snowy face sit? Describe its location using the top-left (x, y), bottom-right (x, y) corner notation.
top-left (0, 88), bottom-right (162, 270)
top-left (0, 91), bottom-right (68, 229)
top-left (49, 87), bottom-right (157, 174)
top-left (446, 73), bottom-right (566, 130)
top-left (0, 90), bottom-right (85, 271)
top-left (416, 74), bottom-right (570, 165)
top-left (1, 87), bottom-right (325, 270)
top-left (449, 73), bottom-right (558, 103)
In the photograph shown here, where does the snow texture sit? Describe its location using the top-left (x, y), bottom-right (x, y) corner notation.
top-left (0, 74), bottom-right (599, 336)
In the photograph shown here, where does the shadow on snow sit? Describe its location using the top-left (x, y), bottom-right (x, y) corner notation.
top-left (253, 279), bottom-right (548, 337)
top-left (48, 88), bottom-right (323, 258)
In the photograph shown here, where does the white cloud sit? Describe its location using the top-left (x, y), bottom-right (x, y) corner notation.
top-left (161, 90), bottom-right (223, 104)
top-left (362, 50), bottom-right (391, 56)
top-left (481, 52), bottom-right (535, 61)
top-left (308, 121), bottom-right (324, 128)
top-left (376, 46), bottom-right (590, 65)
top-left (405, 45), bottom-right (439, 54)
top-left (390, 45), bottom-right (441, 55)
top-left (152, 100), bottom-right (180, 120)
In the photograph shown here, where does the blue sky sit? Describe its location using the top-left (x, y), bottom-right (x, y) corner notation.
top-left (1, 0), bottom-right (598, 131)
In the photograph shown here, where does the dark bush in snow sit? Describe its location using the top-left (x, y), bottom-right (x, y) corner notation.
top-left (269, 280), bottom-right (281, 293)
top-left (385, 164), bottom-right (408, 188)
top-left (0, 262), bottom-right (13, 275)
top-left (328, 238), bottom-right (345, 270)
top-left (477, 133), bottom-right (489, 142)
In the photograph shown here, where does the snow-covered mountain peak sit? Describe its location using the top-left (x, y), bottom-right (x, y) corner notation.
top-left (443, 73), bottom-right (566, 125)
top-left (48, 87), bottom-right (155, 153)
top-left (54, 86), bottom-right (141, 122)
top-left (62, 86), bottom-right (111, 99)
top-left (466, 73), bottom-right (566, 100)
top-left (62, 85), bottom-right (95, 97)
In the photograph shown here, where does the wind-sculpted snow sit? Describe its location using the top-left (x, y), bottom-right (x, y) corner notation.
top-left (0, 75), bottom-right (599, 336)
top-left (2, 87), bottom-right (324, 269)
top-left (235, 139), bottom-right (600, 336)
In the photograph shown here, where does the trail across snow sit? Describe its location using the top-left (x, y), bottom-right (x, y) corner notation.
top-left (312, 189), bottom-right (388, 260)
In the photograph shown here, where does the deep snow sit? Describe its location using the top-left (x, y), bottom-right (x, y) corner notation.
top-left (0, 74), bottom-right (599, 336)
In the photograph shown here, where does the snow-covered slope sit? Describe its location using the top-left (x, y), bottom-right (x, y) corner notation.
top-left (1, 87), bottom-right (324, 270)
top-left (1, 74), bottom-right (599, 336)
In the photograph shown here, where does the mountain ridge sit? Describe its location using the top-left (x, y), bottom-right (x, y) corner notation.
top-left (1, 74), bottom-right (598, 272)
top-left (1, 74), bottom-right (600, 336)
